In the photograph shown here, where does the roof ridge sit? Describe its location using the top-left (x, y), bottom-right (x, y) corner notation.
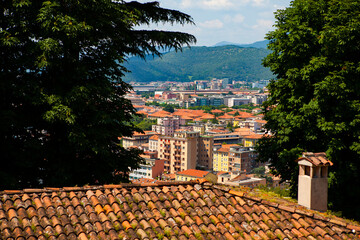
top-left (0, 181), bottom-right (198, 196)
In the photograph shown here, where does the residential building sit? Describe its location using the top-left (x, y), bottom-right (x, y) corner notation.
top-left (213, 146), bottom-right (230, 172)
top-left (197, 136), bottom-right (214, 170)
top-left (151, 117), bottom-right (185, 136)
top-left (243, 133), bottom-right (263, 147)
top-left (228, 146), bottom-right (257, 173)
top-left (212, 133), bottom-right (243, 145)
top-left (149, 135), bottom-right (159, 151)
top-left (175, 169), bottom-right (217, 183)
top-left (122, 131), bottom-right (158, 149)
top-left (158, 131), bottom-right (214, 173)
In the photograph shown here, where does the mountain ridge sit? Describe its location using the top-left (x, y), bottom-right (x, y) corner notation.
top-left (123, 44), bottom-right (273, 83)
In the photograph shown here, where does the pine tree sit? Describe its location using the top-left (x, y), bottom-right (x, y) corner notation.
top-left (0, 0), bottom-right (195, 188)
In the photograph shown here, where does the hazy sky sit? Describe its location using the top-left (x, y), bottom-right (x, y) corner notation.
top-left (136, 0), bottom-right (292, 46)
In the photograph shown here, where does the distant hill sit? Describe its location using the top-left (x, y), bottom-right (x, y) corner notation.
top-left (123, 45), bottom-right (273, 83)
top-left (213, 40), bottom-right (269, 49)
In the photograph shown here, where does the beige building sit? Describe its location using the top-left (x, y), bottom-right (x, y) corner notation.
top-left (122, 131), bottom-right (158, 149)
top-left (158, 131), bottom-right (214, 173)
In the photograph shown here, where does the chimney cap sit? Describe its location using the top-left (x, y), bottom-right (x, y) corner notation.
top-left (296, 152), bottom-right (333, 166)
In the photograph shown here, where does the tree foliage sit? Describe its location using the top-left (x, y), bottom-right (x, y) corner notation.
top-left (123, 45), bottom-right (273, 82)
top-left (0, 0), bottom-right (195, 189)
top-left (256, 0), bottom-right (360, 219)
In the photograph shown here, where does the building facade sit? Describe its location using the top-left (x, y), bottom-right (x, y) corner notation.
top-left (158, 131), bottom-right (214, 173)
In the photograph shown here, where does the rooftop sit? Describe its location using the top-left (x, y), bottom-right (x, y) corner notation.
top-left (176, 169), bottom-right (210, 178)
top-left (0, 181), bottom-right (360, 239)
top-left (0, 182), bottom-right (359, 239)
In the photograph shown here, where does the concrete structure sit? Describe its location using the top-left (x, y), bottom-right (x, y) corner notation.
top-left (213, 145), bottom-right (256, 173)
top-left (158, 131), bottom-right (214, 173)
top-left (227, 97), bottom-right (251, 107)
top-left (149, 135), bottom-right (159, 151)
top-left (129, 157), bottom-right (165, 181)
top-left (228, 146), bottom-right (257, 173)
top-left (122, 131), bottom-right (158, 149)
top-left (152, 117), bottom-right (185, 136)
top-left (297, 152), bottom-right (333, 212)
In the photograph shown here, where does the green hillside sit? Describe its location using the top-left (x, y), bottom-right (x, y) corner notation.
top-left (123, 45), bottom-right (273, 82)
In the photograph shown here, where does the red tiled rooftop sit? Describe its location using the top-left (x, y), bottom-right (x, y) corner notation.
top-left (176, 169), bottom-right (210, 178)
top-left (0, 182), bottom-right (358, 239)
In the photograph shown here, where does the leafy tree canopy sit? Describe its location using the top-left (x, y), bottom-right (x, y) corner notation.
top-left (0, 0), bottom-right (195, 189)
top-left (256, 0), bottom-right (360, 219)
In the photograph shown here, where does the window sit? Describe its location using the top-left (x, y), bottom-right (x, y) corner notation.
top-left (305, 166), bottom-right (310, 176)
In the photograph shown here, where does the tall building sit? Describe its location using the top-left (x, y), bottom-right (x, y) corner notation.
top-left (213, 145), bottom-right (257, 173)
top-left (158, 131), bottom-right (214, 173)
top-left (152, 117), bottom-right (185, 136)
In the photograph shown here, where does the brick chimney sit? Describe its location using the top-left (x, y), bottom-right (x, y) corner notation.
top-left (297, 152), bottom-right (333, 212)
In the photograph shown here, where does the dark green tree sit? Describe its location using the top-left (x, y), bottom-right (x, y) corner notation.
top-left (163, 104), bottom-right (175, 113)
top-left (256, 0), bottom-right (360, 219)
top-left (0, 0), bottom-right (195, 189)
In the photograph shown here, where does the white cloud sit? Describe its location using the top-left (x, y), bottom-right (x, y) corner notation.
top-left (233, 14), bottom-right (245, 23)
top-left (251, 0), bottom-right (269, 7)
top-left (202, 0), bottom-right (234, 9)
top-left (252, 19), bottom-right (273, 29)
top-left (199, 19), bottom-right (224, 29)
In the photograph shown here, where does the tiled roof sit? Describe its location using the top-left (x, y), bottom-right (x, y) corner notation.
top-left (149, 135), bottom-right (159, 140)
top-left (243, 134), bottom-right (264, 139)
top-left (176, 169), bottom-right (210, 178)
top-left (149, 110), bottom-right (172, 118)
top-left (0, 182), bottom-right (359, 240)
top-left (216, 147), bottom-right (230, 153)
top-left (211, 109), bottom-right (224, 114)
top-left (298, 152), bottom-right (334, 166)
top-left (218, 114), bottom-right (234, 119)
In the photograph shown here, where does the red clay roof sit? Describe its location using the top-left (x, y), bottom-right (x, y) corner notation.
top-left (298, 152), bottom-right (334, 166)
top-left (149, 135), bottom-right (159, 140)
top-left (0, 182), bottom-right (359, 239)
top-left (176, 169), bottom-right (210, 178)
top-left (211, 109), bottom-right (224, 114)
top-left (149, 110), bottom-right (172, 118)
top-left (243, 133), bottom-right (264, 139)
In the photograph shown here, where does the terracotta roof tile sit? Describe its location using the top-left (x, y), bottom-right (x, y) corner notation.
top-left (298, 152), bottom-right (334, 166)
top-left (0, 182), bottom-right (359, 239)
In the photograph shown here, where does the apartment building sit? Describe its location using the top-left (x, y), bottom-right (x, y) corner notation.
top-left (228, 146), bottom-right (257, 173)
top-left (213, 145), bottom-right (257, 173)
top-left (158, 131), bottom-right (214, 173)
top-left (152, 117), bottom-right (185, 136)
top-left (122, 131), bottom-right (158, 149)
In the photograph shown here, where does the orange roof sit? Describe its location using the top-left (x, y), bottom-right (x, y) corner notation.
top-left (149, 110), bottom-right (172, 118)
top-left (218, 114), bottom-right (234, 119)
top-left (216, 147), bottom-right (230, 153)
top-left (243, 134), bottom-right (264, 139)
top-left (199, 113), bottom-right (215, 120)
top-left (220, 144), bottom-right (240, 149)
top-left (149, 135), bottom-right (159, 140)
top-left (176, 169), bottom-right (210, 178)
top-left (1, 175), bottom-right (357, 240)
top-left (255, 119), bottom-right (267, 124)
top-left (211, 109), bottom-right (224, 114)
top-left (217, 171), bottom-right (229, 176)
